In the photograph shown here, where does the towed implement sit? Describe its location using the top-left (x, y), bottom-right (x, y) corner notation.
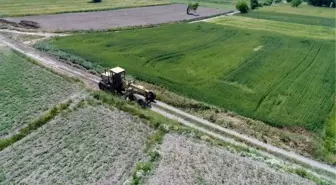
top-left (98, 67), bottom-right (156, 107)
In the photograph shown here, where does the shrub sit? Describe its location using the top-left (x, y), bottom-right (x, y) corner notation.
top-left (251, 0), bottom-right (259, 9)
top-left (274, 0), bottom-right (282, 3)
top-left (307, 0), bottom-right (335, 7)
top-left (291, 0), bottom-right (302, 7)
top-left (236, 1), bottom-right (249, 13)
top-left (286, 0), bottom-right (292, 2)
top-left (295, 168), bottom-right (308, 178)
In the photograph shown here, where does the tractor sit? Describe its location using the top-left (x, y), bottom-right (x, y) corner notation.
top-left (98, 67), bottom-right (156, 107)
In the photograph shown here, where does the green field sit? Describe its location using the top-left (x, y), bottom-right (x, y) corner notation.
top-left (0, 0), bottom-right (168, 17)
top-left (47, 22), bottom-right (335, 133)
top-left (171, 0), bottom-right (237, 9)
top-left (208, 16), bottom-right (335, 40)
top-left (257, 4), bottom-right (336, 18)
top-left (0, 49), bottom-right (80, 137)
top-left (240, 11), bottom-right (336, 27)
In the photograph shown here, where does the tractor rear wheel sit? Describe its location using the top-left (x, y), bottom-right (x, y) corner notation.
top-left (98, 81), bottom-right (106, 90)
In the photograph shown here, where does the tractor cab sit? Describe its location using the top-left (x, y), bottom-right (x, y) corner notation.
top-left (99, 66), bottom-right (126, 91)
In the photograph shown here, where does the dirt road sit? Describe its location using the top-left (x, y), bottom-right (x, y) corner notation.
top-left (0, 34), bottom-right (335, 176)
top-left (4, 4), bottom-right (231, 31)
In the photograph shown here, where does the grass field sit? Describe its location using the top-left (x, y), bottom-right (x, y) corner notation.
top-left (145, 134), bottom-right (315, 185)
top-left (0, 49), bottom-right (80, 137)
top-left (257, 4), bottom-right (336, 18)
top-left (0, 0), bottom-right (168, 17)
top-left (47, 22), bottom-right (335, 133)
top-left (209, 16), bottom-right (335, 40)
top-left (240, 11), bottom-right (336, 27)
top-left (171, 0), bottom-right (237, 9)
top-left (0, 105), bottom-right (153, 184)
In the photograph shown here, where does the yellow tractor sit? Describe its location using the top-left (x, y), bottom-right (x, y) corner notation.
top-left (98, 67), bottom-right (156, 107)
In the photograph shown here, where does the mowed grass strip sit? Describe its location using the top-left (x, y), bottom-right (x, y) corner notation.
top-left (0, 49), bottom-right (80, 137)
top-left (240, 11), bottom-right (336, 27)
top-left (208, 16), bottom-right (335, 40)
top-left (49, 23), bottom-right (335, 132)
top-left (258, 4), bottom-right (336, 18)
top-left (0, 0), bottom-right (168, 17)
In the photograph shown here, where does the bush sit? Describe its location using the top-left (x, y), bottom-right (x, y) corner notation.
top-left (236, 1), bottom-right (249, 13)
top-left (274, 0), bottom-right (282, 3)
top-left (295, 168), bottom-right (308, 178)
top-left (251, 0), bottom-right (259, 9)
top-left (286, 0), bottom-right (292, 2)
top-left (291, 0), bottom-right (302, 7)
top-left (92, 0), bottom-right (102, 2)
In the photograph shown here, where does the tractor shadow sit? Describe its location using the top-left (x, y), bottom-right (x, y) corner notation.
top-left (187, 12), bottom-right (200, 16)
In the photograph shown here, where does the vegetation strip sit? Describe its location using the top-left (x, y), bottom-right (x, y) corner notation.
top-left (0, 100), bottom-right (72, 151)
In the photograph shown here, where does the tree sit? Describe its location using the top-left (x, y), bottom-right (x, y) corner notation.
top-left (251, 0), bottom-right (259, 9)
top-left (307, 0), bottom-right (335, 7)
top-left (236, 1), bottom-right (249, 13)
top-left (291, 0), bottom-right (302, 7)
top-left (187, 3), bottom-right (199, 15)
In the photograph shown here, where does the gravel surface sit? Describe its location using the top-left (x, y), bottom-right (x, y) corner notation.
top-left (145, 134), bottom-right (315, 185)
top-left (0, 105), bottom-right (153, 185)
top-left (5, 4), bottom-right (230, 31)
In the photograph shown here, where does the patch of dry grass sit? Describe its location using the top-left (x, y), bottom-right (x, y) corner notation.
top-left (145, 134), bottom-right (315, 185)
top-left (0, 105), bottom-right (153, 184)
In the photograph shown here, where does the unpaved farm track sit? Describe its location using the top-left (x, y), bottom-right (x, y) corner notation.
top-left (0, 34), bottom-right (335, 177)
top-left (4, 4), bottom-right (231, 31)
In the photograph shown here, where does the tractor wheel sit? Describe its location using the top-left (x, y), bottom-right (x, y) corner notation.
top-left (187, 7), bottom-right (190, 15)
top-left (98, 81), bottom-right (106, 90)
top-left (146, 91), bottom-right (156, 102)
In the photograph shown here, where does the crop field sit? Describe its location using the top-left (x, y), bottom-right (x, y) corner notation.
top-left (0, 49), bottom-right (80, 137)
top-left (209, 16), bottom-right (335, 40)
top-left (0, 105), bottom-right (153, 184)
top-left (240, 11), bottom-right (336, 27)
top-left (0, 0), bottom-right (168, 17)
top-left (145, 134), bottom-right (314, 185)
top-left (48, 22), bottom-right (335, 133)
top-left (257, 4), bottom-right (336, 18)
